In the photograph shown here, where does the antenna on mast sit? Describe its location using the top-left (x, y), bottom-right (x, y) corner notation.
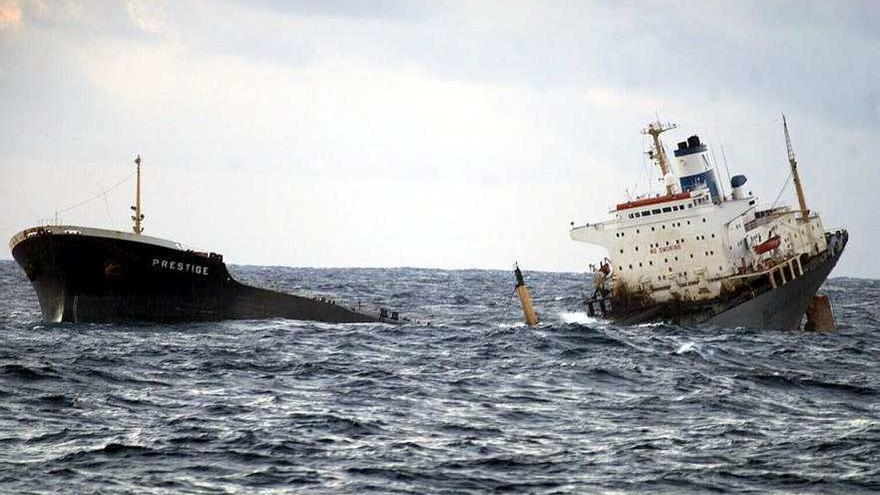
top-left (641, 120), bottom-right (677, 195)
top-left (131, 155), bottom-right (145, 234)
top-left (782, 115), bottom-right (809, 222)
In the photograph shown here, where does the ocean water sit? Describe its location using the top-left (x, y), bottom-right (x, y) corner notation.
top-left (1, 259), bottom-right (878, 494)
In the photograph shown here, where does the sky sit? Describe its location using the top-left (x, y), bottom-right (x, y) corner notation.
top-left (1, 0), bottom-right (878, 277)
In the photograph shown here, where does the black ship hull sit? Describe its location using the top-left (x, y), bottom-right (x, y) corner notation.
top-left (10, 226), bottom-right (383, 324)
top-left (588, 230), bottom-right (848, 331)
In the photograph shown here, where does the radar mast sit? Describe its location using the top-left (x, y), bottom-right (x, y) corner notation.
top-left (642, 121), bottom-right (677, 195)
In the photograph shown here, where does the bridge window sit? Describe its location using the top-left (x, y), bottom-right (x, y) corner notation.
top-left (662, 207), bottom-right (672, 213)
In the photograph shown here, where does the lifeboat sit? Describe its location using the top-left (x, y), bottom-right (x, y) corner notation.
top-left (753, 235), bottom-right (781, 255)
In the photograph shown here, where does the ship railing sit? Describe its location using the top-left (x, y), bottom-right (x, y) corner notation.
top-left (8, 231), bottom-right (28, 251)
top-left (725, 254), bottom-right (800, 280)
top-left (271, 286), bottom-right (411, 324)
top-left (744, 207), bottom-right (793, 231)
top-left (37, 217), bottom-right (63, 227)
top-left (8, 225), bottom-right (51, 251)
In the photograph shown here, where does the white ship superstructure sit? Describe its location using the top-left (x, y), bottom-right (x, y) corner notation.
top-left (570, 119), bottom-right (828, 308)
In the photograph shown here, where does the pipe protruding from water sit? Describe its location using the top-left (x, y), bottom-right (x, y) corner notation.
top-left (514, 262), bottom-right (538, 326)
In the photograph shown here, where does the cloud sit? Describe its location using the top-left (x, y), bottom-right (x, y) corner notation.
top-left (0, 0), bottom-right (22, 28)
top-left (126, 0), bottom-right (165, 34)
top-left (244, 0), bottom-right (430, 21)
top-left (70, 36), bottom-right (572, 180)
top-left (1, 0), bottom-right (877, 276)
top-left (582, 87), bottom-right (665, 112)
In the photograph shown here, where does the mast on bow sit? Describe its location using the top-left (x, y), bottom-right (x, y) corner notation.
top-left (131, 155), bottom-right (144, 234)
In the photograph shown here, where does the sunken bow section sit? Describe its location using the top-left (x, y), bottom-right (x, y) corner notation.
top-left (9, 226), bottom-right (389, 324)
top-left (570, 118), bottom-right (847, 331)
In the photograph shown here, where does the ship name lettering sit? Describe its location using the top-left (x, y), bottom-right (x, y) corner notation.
top-left (152, 258), bottom-right (209, 276)
top-left (649, 244), bottom-right (682, 255)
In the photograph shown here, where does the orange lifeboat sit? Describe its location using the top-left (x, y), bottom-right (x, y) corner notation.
top-left (753, 235), bottom-right (781, 255)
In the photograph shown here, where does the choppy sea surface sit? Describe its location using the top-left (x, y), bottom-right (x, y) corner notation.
top-left (1, 259), bottom-right (878, 494)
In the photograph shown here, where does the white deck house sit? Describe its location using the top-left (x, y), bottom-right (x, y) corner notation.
top-left (570, 123), bottom-right (826, 304)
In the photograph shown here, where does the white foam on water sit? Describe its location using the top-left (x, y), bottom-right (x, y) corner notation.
top-left (675, 341), bottom-right (698, 354)
top-left (496, 321), bottom-right (527, 329)
top-left (558, 311), bottom-right (597, 325)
